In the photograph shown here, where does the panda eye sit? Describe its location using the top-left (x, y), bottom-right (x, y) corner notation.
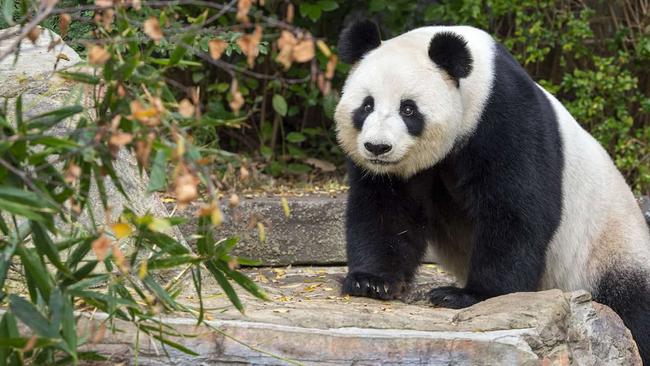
top-left (401, 105), bottom-right (414, 116)
top-left (363, 103), bottom-right (373, 113)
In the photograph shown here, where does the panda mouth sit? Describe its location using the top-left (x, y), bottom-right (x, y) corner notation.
top-left (367, 159), bottom-right (399, 166)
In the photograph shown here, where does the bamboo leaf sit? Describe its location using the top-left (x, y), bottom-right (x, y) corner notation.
top-left (204, 262), bottom-right (243, 312)
top-left (26, 105), bottom-right (83, 130)
top-left (9, 294), bottom-right (57, 338)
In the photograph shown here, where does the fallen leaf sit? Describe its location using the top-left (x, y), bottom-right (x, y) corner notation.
top-left (111, 222), bottom-right (133, 239)
top-left (175, 174), bottom-right (200, 205)
top-left (280, 197), bottom-right (290, 218)
top-left (229, 193), bottom-right (240, 208)
top-left (143, 17), bottom-right (163, 41)
top-left (257, 222), bottom-right (266, 242)
top-left (88, 45), bottom-right (110, 66)
top-left (208, 39), bottom-right (228, 60)
top-left (57, 53), bottom-right (70, 61)
top-left (239, 165), bottom-right (250, 180)
top-left (92, 235), bottom-right (111, 261)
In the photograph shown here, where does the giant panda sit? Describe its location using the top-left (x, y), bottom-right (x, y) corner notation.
top-left (334, 19), bottom-right (650, 363)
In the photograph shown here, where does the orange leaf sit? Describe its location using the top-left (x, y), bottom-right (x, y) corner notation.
top-left (91, 235), bottom-right (111, 261)
top-left (109, 132), bottom-right (133, 147)
top-left (208, 39), bottom-right (228, 60)
top-left (175, 174), bottom-right (200, 205)
top-left (229, 79), bottom-right (244, 113)
top-left (236, 0), bottom-right (253, 24)
top-left (143, 17), bottom-right (163, 41)
top-left (59, 14), bottom-right (72, 37)
top-left (292, 38), bottom-right (315, 63)
top-left (88, 45), bottom-right (110, 66)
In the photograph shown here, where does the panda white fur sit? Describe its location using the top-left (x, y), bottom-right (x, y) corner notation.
top-left (335, 20), bottom-right (650, 363)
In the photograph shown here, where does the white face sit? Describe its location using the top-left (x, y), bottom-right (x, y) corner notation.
top-left (335, 32), bottom-right (463, 178)
top-left (335, 26), bottom-right (496, 178)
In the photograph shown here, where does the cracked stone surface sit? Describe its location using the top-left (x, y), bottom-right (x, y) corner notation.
top-left (84, 266), bottom-right (641, 365)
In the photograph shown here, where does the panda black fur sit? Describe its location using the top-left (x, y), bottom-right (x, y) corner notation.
top-left (335, 20), bottom-right (650, 363)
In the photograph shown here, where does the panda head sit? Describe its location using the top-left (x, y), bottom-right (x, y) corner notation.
top-left (335, 21), bottom-right (493, 178)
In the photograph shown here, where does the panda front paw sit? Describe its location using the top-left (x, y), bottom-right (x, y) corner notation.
top-left (428, 286), bottom-right (480, 309)
top-left (342, 272), bottom-right (406, 300)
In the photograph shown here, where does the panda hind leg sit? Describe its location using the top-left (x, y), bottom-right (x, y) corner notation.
top-left (593, 268), bottom-right (650, 365)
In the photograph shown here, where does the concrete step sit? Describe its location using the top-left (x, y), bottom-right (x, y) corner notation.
top-left (173, 195), bottom-right (650, 266)
top-left (85, 265), bottom-right (641, 365)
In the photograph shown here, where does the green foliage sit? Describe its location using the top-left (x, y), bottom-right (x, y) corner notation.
top-left (419, 0), bottom-right (650, 193)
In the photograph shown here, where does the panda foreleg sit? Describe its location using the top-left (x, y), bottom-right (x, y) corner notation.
top-left (342, 169), bottom-right (428, 300)
top-left (429, 188), bottom-right (551, 309)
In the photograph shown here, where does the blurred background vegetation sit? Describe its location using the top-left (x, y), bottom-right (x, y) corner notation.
top-left (0, 0), bottom-right (648, 364)
top-left (4, 0), bottom-right (647, 193)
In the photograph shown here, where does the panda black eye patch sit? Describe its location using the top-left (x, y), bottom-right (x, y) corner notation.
top-left (352, 96), bottom-right (374, 130)
top-left (399, 99), bottom-right (424, 136)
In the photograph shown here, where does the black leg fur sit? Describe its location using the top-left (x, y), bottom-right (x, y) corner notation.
top-left (428, 44), bottom-right (564, 306)
top-left (594, 269), bottom-right (650, 364)
top-left (342, 160), bottom-right (430, 300)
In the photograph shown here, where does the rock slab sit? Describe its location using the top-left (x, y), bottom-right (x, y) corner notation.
top-left (77, 266), bottom-right (641, 365)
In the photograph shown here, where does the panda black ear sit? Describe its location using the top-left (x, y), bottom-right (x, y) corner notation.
top-left (428, 32), bottom-right (473, 86)
top-left (337, 19), bottom-right (381, 64)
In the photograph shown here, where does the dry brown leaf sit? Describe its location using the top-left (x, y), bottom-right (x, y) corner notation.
top-left (131, 0), bottom-right (142, 10)
top-left (229, 79), bottom-right (244, 113)
top-left (228, 193), bottom-right (240, 208)
top-left (26, 26), bottom-right (41, 44)
top-left (208, 39), bottom-right (227, 60)
top-left (92, 322), bottom-right (106, 343)
top-left (91, 235), bottom-right (111, 261)
top-left (239, 165), bottom-right (250, 180)
top-left (143, 17), bottom-right (163, 41)
top-left (276, 31), bottom-right (298, 69)
top-left (135, 132), bottom-right (154, 169)
top-left (88, 45), bottom-right (110, 66)
top-left (292, 38), bottom-right (315, 63)
top-left (129, 100), bottom-right (160, 126)
top-left (21, 335), bottom-right (38, 353)
top-left (109, 132), bottom-right (133, 147)
top-left (100, 9), bottom-right (115, 29)
top-left (236, 25), bottom-right (262, 68)
top-left (325, 55), bottom-right (337, 79)
top-left (95, 0), bottom-right (113, 6)
top-left (236, 0), bottom-right (253, 24)
top-left (59, 13), bottom-right (72, 37)
top-left (112, 243), bottom-right (128, 271)
top-left (178, 99), bottom-right (195, 118)
top-left (286, 3), bottom-right (294, 23)
top-left (64, 163), bottom-right (81, 184)
top-left (227, 258), bottom-right (239, 270)
top-left (175, 173), bottom-right (199, 205)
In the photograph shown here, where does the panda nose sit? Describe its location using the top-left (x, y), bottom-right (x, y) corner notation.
top-left (364, 142), bottom-right (392, 156)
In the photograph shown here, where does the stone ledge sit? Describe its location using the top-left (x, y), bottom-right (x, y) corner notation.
top-left (71, 266), bottom-right (641, 365)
